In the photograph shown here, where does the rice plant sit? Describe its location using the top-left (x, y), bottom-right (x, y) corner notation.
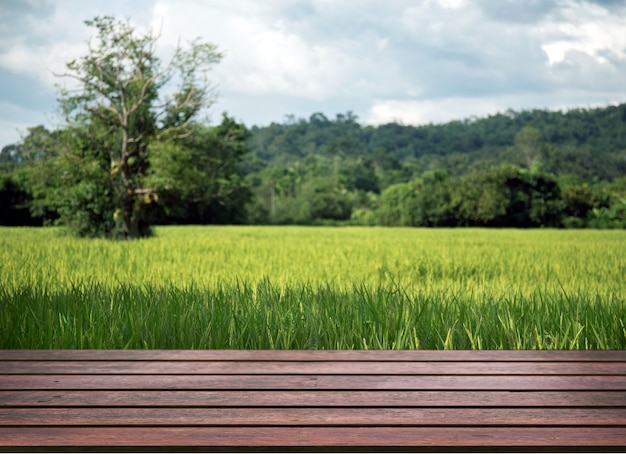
top-left (1, 226), bottom-right (624, 349)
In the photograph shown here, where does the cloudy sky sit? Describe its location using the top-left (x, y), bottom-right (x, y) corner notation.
top-left (1, 0), bottom-right (626, 149)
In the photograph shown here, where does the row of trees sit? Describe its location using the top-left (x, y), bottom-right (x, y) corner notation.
top-left (1, 15), bottom-right (625, 236)
top-left (4, 147), bottom-right (625, 230)
top-left (243, 156), bottom-right (626, 229)
top-left (377, 167), bottom-right (626, 229)
top-left (241, 114), bottom-right (626, 228)
top-left (3, 109), bottom-right (626, 232)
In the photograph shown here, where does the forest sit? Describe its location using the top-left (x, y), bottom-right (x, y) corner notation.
top-left (2, 102), bottom-right (626, 231)
top-left (1, 16), bottom-right (625, 236)
top-left (242, 105), bottom-right (626, 228)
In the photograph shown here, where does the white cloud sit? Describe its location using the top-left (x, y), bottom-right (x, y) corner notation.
top-left (366, 98), bottom-right (502, 125)
top-left (0, 41), bottom-right (84, 88)
top-left (1, 0), bottom-right (626, 148)
top-left (436, 0), bottom-right (465, 8)
top-left (150, 1), bottom-right (366, 100)
top-left (541, 1), bottom-right (626, 65)
top-left (0, 101), bottom-right (61, 147)
top-left (365, 89), bottom-right (624, 126)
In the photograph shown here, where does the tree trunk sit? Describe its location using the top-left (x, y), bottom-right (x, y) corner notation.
top-left (121, 192), bottom-right (141, 239)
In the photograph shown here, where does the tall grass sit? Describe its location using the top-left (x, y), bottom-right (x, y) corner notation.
top-left (1, 226), bottom-right (624, 349)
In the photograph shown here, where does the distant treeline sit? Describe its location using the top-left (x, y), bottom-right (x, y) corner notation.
top-left (2, 104), bottom-right (626, 229)
top-left (242, 104), bottom-right (626, 228)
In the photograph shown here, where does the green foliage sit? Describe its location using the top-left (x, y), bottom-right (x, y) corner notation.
top-left (561, 182), bottom-right (601, 218)
top-left (376, 166), bottom-right (562, 228)
top-left (415, 170), bottom-right (454, 226)
top-left (451, 169), bottom-right (509, 225)
top-left (46, 15), bottom-right (224, 239)
top-left (3, 92), bottom-right (626, 229)
top-left (340, 156), bottom-right (379, 193)
top-left (245, 105), bottom-right (626, 183)
top-left (499, 165), bottom-right (563, 227)
top-left (0, 173), bottom-right (35, 226)
top-left (376, 172), bottom-right (453, 227)
top-left (26, 122), bottom-right (129, 237)
top-left (376, 182), bottom-right (420, 226)
top-left (148, 114), bottom-right (252, 224)
top-left (502, 126), bottom-right (547, 169)
top-left (589, 198), bottom-right (626, 229)
top-left (299, 177), bottom-right (353, 222)
top-left (239, 105), bottom-right (626, 227)
top-left (0, 145), bottom-right (20, 164)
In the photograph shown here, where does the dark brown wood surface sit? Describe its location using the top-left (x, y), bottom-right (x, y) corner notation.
top-left (1, 350), bottom-right (625, 452)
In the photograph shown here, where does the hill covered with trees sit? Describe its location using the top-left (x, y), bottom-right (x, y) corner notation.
top-left (2, 103), bottom-right (626, 231)
top-left (240, 104), bottom-right (626, 228)
top-left (246, 105), bottom-right (626, 181)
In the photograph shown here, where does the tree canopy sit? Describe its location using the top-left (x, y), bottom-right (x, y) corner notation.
top-left (37, 16), bottom-right (235, 238)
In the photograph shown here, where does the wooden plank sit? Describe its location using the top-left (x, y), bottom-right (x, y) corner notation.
top-left (2, 407), bottom-right (625, 426)
top-left (2, 360), bottom-right (625, 374)
top-left (2, 427), bottom-right (625, 448)
top-left (2, 349), bottom-right (625, 362)
top-left (2, 374), bottom-right (625, 390)
top-left (0, 350), bottom-right (624, 451)
top-left (2, 390), bottom-right (625, 407)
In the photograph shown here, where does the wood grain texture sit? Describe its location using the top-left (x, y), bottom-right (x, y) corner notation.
top-left (3, 374), bottom-right (625, 390)
top-left (3, 407), bottom-right (626, 426)
top-left (2, 360), bottom-right (625, 374)
top-left (2, 427), bottom-right (626, 448)
top-left (0, 350), bottom-right (624, 451)
top-left (2, 390), bottom-right (626, 407)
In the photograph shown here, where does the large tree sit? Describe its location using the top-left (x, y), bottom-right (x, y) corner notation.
top-left (50, 16), bottom-right (224, 238)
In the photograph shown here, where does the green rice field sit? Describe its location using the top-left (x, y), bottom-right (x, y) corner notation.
top-left (1, 226), bottom-right (625, 349)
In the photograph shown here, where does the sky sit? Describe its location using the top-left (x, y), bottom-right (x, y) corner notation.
top-left (1, 0), bottom-right (626, 149)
